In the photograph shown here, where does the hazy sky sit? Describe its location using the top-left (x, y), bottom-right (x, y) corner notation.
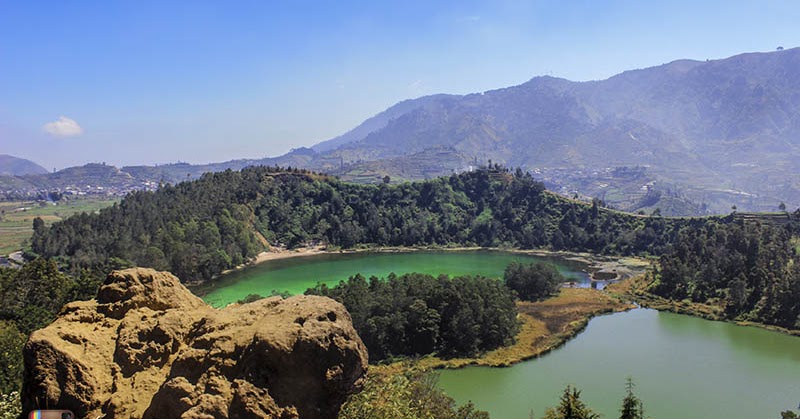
top-left (1, 1), bottom-right (798, 170)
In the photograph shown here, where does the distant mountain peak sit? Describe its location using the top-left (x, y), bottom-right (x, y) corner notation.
top-left (297, 48), bottom-right (800, 214)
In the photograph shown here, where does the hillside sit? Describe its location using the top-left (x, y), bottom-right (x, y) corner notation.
top-left (0, 155), bottom-right (47, 176)
top-left (31, 166), bottom-right (705, 283)
top-left (296, 48), bottom-right (800, 214)
top-left (27, 165), bottom-right (800, 330)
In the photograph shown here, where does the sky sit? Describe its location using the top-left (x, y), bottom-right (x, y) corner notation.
top-left (1, 1), bottom-right (799, 171)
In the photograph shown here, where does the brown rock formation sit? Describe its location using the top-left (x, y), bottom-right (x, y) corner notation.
top-left (22, 268), bottom-right (368, 418)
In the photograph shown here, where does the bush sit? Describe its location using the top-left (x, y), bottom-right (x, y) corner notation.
top-left (0, 391), bottom-right (20, 419)
top-left (339, 370), bottom-right (488, 419)
top-left (0, 322), bottom-right (24, 395)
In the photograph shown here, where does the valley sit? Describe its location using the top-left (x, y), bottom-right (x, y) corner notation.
top-left (0, 198), bottom-right (117, 256)
top-left (3, 166), bottom-right (800, 418)
top-left (6, 3), bottom-right (800, 418)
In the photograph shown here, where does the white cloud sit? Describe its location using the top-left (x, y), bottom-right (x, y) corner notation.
top-left (42, 116), bottom-right (83, 137)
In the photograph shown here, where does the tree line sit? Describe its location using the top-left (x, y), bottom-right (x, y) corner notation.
top-left (650, 218), bottom-right (800, 329)
top-left (302, 261), bottom-right (566, 362)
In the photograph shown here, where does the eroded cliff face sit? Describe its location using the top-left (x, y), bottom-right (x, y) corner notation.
top-left (22, 268), bottom-right (368, 418)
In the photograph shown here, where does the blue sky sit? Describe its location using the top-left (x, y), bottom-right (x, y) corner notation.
top-left (1, 1), bottom-right (798, 170)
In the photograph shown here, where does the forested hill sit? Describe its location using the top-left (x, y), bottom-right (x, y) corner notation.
top-left (32, 166), bottom-right (703, 282)
top-left (26, 165), bottom-right (800, 328)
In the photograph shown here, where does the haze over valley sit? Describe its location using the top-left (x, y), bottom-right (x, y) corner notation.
top-left (2, 2), bottom-right (800, 418)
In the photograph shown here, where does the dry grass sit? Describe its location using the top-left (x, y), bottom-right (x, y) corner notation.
top-left (607, 273), bottom-right (725, 320)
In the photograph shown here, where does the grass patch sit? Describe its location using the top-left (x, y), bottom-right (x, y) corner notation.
top-left (0, 198), bottom-right (117, 255)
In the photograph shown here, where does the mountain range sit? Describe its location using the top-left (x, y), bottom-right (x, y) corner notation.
top-left (3, 48), bottom-right (800, 214)
top-left (290, 47), bottom-right (800, 214)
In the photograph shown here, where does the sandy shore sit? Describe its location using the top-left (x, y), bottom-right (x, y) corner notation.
top-left (252, 245), bottom-right (329, 264)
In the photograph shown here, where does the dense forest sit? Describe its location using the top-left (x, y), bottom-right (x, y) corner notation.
top-left (306, 272), bottom-right (519, 360)
top-left (650, 219), bottom-right (800, 328)
top-left (31, 165), bottom-right (705, 283)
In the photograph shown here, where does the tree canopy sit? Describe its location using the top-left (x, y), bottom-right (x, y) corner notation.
top-left (650, 219), bottom-right (800, 329)
top-left (306, 272), bottom-right (519, 360)
top-left (504, 261), bottom-right (565, 301)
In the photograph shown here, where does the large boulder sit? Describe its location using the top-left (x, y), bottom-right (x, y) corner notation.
top-left (22, 268), bottom-right (368, 418)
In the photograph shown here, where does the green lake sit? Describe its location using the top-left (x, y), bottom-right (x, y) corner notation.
top-left (438, 308), bottom-right (800, 419)
top-left (200, 250), bottom-right (800, 418)
top-left (199, 250), bottom-right (591, 307)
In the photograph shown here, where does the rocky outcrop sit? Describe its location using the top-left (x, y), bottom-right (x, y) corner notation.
top-left (22, 268), bottom-right (368, 418)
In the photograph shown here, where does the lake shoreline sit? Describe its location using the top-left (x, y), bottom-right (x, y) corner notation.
top-left (218, 245), bottom-right (650, 283)
top-left (607, 273), bottom-right (800, 338)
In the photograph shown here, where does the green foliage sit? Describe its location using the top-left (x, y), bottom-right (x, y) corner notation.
top-left (504, 261), bottom-right (564, 301)
top-left (619, 377), bottom-right (645, 419)
top-left (782, 410), bottom-right (799, 419)
top-left (306, 272), bottom-right (519, 360)
top-left (32, 166), bottom-right (702, 283)
top-left (32, 169), bottom-right (266, 282)
top-left (0, 259), bottom-right (75, 334)
top-left (542, 385), bottom-right (599, 419)
top-left (651, 219), bottom-right (800, 328)
top-left (0, 259), bottom-right (106, 395)
top-left (339, 370), bottom-right (489, 419)
top-left (0, 322), bottom-right (24, 394)
top-left (0, 391), bottom-right (21, 419)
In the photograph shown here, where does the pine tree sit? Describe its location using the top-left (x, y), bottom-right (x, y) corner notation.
top-left (619, 377), bottom-right (645, 419)
top-left (543, 385), bottom-right (599, 419)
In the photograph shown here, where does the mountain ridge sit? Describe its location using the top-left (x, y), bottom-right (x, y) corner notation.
top-left (3, 48), bottom-right (799, 215)
top-left (302, 47), bottom-right (800, 214)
